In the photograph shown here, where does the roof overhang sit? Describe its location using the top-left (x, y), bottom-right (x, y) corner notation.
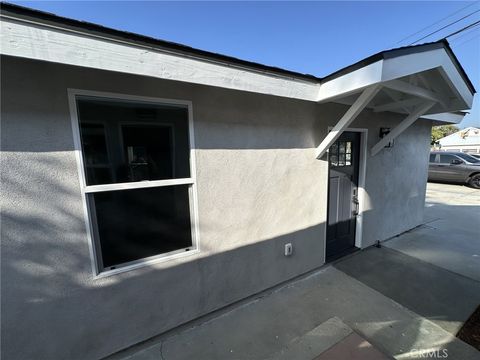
top-left (317, 44), bottom-right (474, 122)
top-left (0, 2), bottom-right (476, 126)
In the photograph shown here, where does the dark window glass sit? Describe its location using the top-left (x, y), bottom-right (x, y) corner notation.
top-left (345, 142), bottom-right (352, 166)
top-left (456, 152), bottom-right (480, 163)
top-left (430, 154), bottom-right (436, 163)
top-left (330, 141), bottom-right (352, 167)
top-left (77, 98), bottom-right (190, 185)
top-left (122, 124), bottom-right (174, 181)
top-left (439, 154), bottom-right (459, 164)
top-left (330, 142), bottom-right (338, 154)
top-left (89, 185), bottom-right (193, 269)
top-left (80, 123), bottom-right (114, 184)
top-left (346, 153), bottom-right (351, 166)
top-left (330, 154), bottom-right (338, 166)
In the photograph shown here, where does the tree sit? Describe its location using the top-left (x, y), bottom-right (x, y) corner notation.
top-left (431, 125), bottom-right (459, 145)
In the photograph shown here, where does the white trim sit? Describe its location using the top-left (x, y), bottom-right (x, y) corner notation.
top-left (68, 92), bottom-right (100, 276)
top-left (0, 14), bottom-right (316, 85)
top-left (2, 18), bottom-right (318, 101)
top-left (187, 101), bottom-right (201, 258)
top-left (67, 88), bottom-right (194, 107)
top-left (317, 49), bottom-right (473, 112)
top-left (93, 248), bottom-right (200, 279)
top-left (438, 57), bottom-right (474, 109)
top-left (355, 128), bottom-right (368, 249)
top-left (382, 48), bottom-right (473, 108)
top-left (84, 178), bottom-right (194, 193)
top-left (67, 88), bottom-right (201, 277)
top-left (324, 127), bottom-right (368, 254)
top-left (317, 61), bottom-right (383, 103)
top-left (2, 15), bottom-right (473, 114)
top-left (421, 112), bottom-right (465, 124)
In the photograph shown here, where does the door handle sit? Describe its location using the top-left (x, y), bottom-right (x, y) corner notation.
top-left (352, 195), bottom-right (359, 216)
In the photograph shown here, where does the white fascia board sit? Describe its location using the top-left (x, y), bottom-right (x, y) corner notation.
top-left (381, 48), bottom-right (473, 109)
top-left (381, 48), bottom-right (444, 82)
top-left (0, 18), bottom-right (319, 101)
top-left (317, 60), bottom-right (383, 102)
top-left (318, 48), bottom-right (474, 112)
top-left (421, 112), bottom-right (465, 124)
top-left (438, 55), bottom-right (474, 109)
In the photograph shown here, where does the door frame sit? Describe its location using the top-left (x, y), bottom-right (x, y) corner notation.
top-left (324, 127), bottom-right (368, 258)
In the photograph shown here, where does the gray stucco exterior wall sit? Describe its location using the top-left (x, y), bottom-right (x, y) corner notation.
top-left (1, 56), bottom-right (431, 360)
top-left (313, 103), bottom-right (432, 247)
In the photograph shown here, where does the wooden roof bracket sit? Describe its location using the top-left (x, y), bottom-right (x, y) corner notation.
top-left (315, 84), bottom-right (382, 159)
top-left (370, 101), bottom-right (436, 156)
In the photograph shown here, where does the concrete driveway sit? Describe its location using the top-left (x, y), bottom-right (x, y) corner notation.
top-left (110, 183), bottom-right (480, 360)
top-left (337, 182), bottom-right (480, 334)
top-left (385, 182), bottom-right (480, 282)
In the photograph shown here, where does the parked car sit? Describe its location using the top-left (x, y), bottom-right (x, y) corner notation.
top-left (429, 151), bottom-right (480, 188)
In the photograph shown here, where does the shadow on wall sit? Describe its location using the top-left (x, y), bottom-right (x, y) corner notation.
top-left (0, 57), bottom-right (332, 359)
top-left (1, 56), bottom-right (433, 359)
top-left (1, 55), bottom-right (324, 152)
top-left (0, 150), bottom-right (326, 360)
top-left (1, 153), bottom-right (459, 360)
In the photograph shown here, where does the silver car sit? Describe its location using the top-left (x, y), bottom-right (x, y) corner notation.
top-left (428, 151), bottom-right (480, 189)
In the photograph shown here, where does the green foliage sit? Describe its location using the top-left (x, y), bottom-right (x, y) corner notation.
top-left (431, 125), bottom-right (459, 145)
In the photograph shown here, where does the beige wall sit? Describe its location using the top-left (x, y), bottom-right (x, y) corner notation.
top-left (1, 56), bottom-right (431, 360)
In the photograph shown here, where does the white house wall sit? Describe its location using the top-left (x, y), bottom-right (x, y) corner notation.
top-left (1, 56), bottom-right (432, 360)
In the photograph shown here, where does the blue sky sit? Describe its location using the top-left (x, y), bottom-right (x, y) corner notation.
top-left (9, 1), bottom-right (480, 128)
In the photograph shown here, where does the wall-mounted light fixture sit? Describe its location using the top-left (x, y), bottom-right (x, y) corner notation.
top-left (379, 127), bottom-right (394, 148)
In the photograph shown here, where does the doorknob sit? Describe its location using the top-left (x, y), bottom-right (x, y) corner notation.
top-left (352, 195), bottom-right (359, 216)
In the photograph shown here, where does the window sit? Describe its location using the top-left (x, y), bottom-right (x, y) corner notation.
top-left (429, 154), bottom-right (436, 163)
top-left (329, 141), bottom-right (352, 167)
top-left (72, 93), bottom-right (198, 275)
top-left (439, 154), bottom-right (460, 164)
top-left (456, 152), bottom-right (480, 163)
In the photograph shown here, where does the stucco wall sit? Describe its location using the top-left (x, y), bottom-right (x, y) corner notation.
top-left (1, 57), bottom-right (327, 360)
top-left (314, 103), bottom-right (432, 247)
top-left (1, 56), bottom-right (431, 360)
top-left (361, 117), bottom-right (431, 245)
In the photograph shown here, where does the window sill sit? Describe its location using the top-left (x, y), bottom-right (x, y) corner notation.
top-left (93, 247), bottom-right (200, 279)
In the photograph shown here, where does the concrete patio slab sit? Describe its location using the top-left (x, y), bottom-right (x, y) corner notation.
top-left (385, 182), bottom-right (480, 282)
top-left (334, 246), bottom-right (480, 334)
top-left (270, 317), bottom-right (353, 360)
top-left (314, 332), bottom-right (391, 360)
top-left (111, 266), bottom-right (478, 360)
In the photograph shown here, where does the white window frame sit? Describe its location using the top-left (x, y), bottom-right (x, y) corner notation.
top-left (68, 89), bottom-right (200, 278)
